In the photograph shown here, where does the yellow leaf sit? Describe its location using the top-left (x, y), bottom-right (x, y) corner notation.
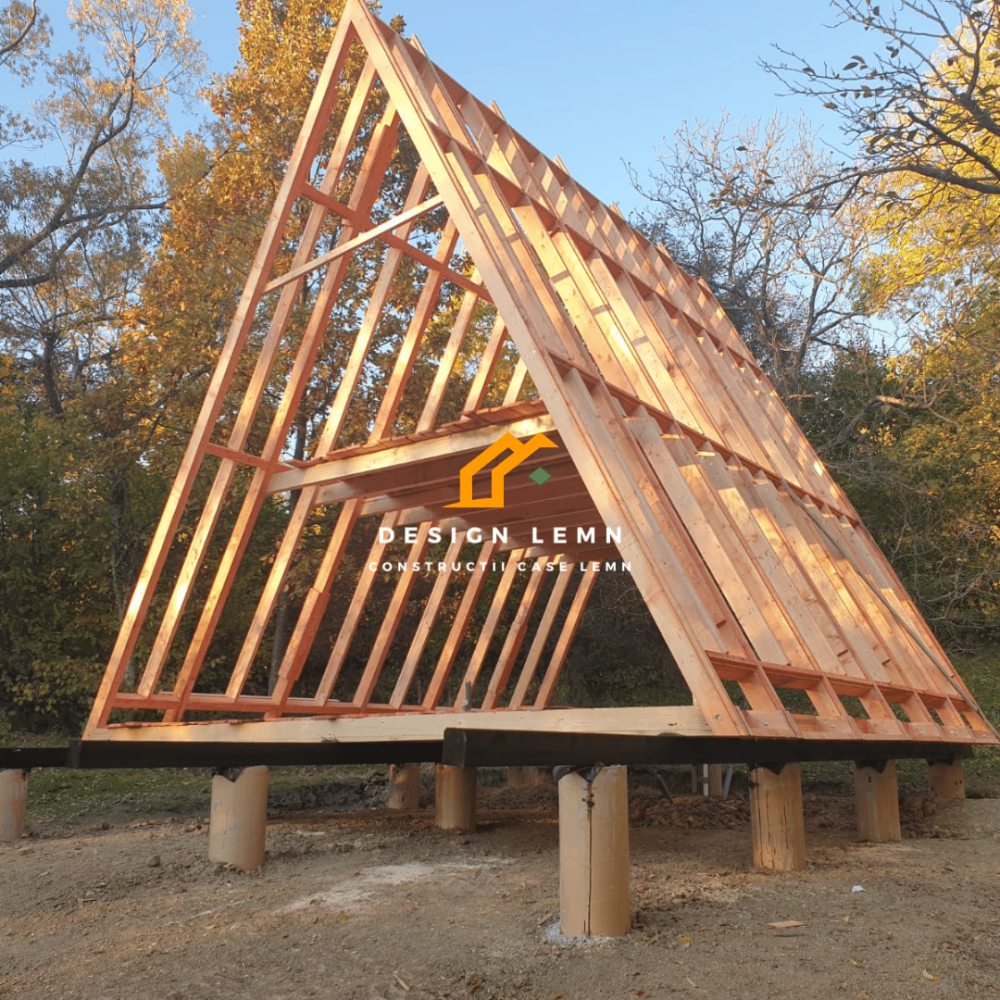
top-left (922, 969), bottom-right (940, 982)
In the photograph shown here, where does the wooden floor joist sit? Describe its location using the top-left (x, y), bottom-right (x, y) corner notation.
top-left (83, 0), bottom-right (997, 756)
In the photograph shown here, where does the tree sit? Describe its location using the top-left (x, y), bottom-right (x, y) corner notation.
top-left (760, 1), bottom-right (1000, 305)
top-left (0, 1), bottom-right (204, 730)
top-left (632, 114), bottom-right (879, 399)
top-left (1, 0), bottom-right (203, 410)
top-left (816, 310), bottom-right (1000, 646)
top-left (746, 2), bottom-right (1000, 649)
top-left (764, 1), bottom-right (1000, 200)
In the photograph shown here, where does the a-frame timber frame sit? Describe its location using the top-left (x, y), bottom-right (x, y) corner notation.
top-left (85, 0), bottom-right (996, 755)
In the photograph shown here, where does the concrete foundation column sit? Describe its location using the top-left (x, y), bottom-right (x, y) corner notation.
top-left (507, 766), bottom-right (542, 789)
top-left (387, 763), bottom-right (421, 811)
top-left (749, 762), bottom-right (806, 871)
top-left (853, 760), bottom-right (901, 842)
top-left (0, 769), bottom-right (28, 843)
top-left (928, 758), bottom-right (965, 802)
top-left (707, 764), bottom-right (724, 797)
top-left (208, 766), bottom-right (268, 871)
top-left (434, 764), bottom-right (477, 831)
top-left (558, 765), bottom-right (630, 938)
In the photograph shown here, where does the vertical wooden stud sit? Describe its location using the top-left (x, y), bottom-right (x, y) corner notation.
top-left (0, 769), bottom-right (27, 843)
top-left (558, 766), bottom-right (631, 937)
top-left (208, 766), bottom-right (269, 871)
top-left (928, 757), bottom-right (966, 802)
top-left (387, 763), bottom-right (422, 811)
top-left (853, 760), bottom-right (901, 842)
top-left (435, 764), bottom-right (477, 831)
top-left (749, 762), bottom-right (806, 871)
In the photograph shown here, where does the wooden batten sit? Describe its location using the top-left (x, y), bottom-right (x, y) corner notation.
top-left (82, 0), bottom-right (996, 762)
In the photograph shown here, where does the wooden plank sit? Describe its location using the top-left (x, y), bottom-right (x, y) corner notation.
top-left (461, 313), bottom-right (507, 412)
top-left (314, 511), bottom-right (402, 704)
top-left (87, 704), bottom-right (715, 743)
top-left (253, 173), bottom-right (453, 712)
top-left (481, 556), bottom-right (550, 709)
top-left (509, 559), bottom-right (573, 708)
top-left (389, 534), bottom-right (465, 707)
top-left (454, 551), bottom-right (525, 707)
top-left (258, 191), bottom-right (457, 709)
top-left (353, 521), bottom-right (434, 707)
top-left (117, 31), bottom-right (376, 719)
top-left (266, 412), bottom-right (555, 495)
top-left (263, 194), bottom-right (445, 293)
top-left (502, 357), bottom-right (529, 406)
top-left (85, 16), bottom-right (362, 735)
top-left (273, 499), bottom-right (362, 707)
top-left (415, 266), bottom-right (484, 434)
top-left (749, 477), bottom-right (947, 733)
top-left (422, 541), bottom-right (497, 709)
top-left (302, 184), bottom-right (490, 299)
top-left (534, 569), bottom-right (597, 707)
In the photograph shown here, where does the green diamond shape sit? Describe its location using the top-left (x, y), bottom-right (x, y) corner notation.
top-left (528, 467), bottom-right (551, 486)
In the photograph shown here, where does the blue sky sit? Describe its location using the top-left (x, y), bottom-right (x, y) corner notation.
top-left (186, 0), bottom-right (864, 217)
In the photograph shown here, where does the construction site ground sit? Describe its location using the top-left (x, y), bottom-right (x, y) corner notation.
top-left (3, 766), bottom-right (1000, 1000)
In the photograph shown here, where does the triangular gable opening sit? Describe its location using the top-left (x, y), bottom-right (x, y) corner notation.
top-left (86, 0), bottom-right (995, 750)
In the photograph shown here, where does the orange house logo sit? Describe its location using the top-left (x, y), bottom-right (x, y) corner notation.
top-left (446, 432), bottom-right (557, 508)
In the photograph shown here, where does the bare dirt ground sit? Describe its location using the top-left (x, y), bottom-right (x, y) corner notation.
top-left (3, 776), bottom-right (1000, 1000)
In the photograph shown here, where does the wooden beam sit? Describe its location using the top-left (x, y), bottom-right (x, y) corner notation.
top-left (389, 534), bottom-right (465, 707)
top-left (263, 194), bottom-right (445, 293)
top-left (86, 704), bottom-right (715, 743)
top-left (481, 556), bottom-right (550, 709)
top-left (534, 569), bottom-right (597, 707)
top-left (509, 563), bottom-right (574, 709)
top-left (422, 540), bottom-right (498, 709)
top-left (267, 412), bottom-right (556, 495)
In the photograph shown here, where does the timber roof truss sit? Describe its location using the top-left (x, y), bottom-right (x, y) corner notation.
top-left (85, 0), bottom-right (996, 750)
